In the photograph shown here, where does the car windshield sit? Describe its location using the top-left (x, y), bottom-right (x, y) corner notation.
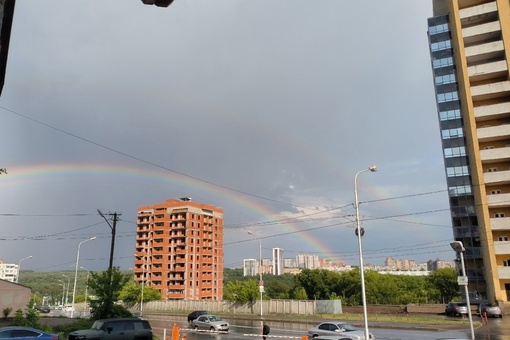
top-left (91, 321), bottom-right (105, 331)
top-left (336, 323), bottom-right (356, 332)
top-left (209, 316), bottom-right (222, 322)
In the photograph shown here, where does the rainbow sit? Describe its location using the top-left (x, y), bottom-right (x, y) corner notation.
top-left (1, 162), bottom-right (342, 260)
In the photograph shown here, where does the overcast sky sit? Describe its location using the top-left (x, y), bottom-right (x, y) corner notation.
top-left (0, 1), bottom-right (452, 273)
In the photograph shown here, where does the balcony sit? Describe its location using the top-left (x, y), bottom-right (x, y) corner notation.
top-left (471, 80), bottom-right (510, 101)
top-left (477, 124), bottom-right (510, 143)
top-left (475, 102), bottom-right (510, 121)
top-left (491, 217), bottom-right (510, 230)
top-left (487, 193), bottom-right (510, 208)
top-left (462, 21), bottom-right (501, 46)
top-left (484, 170), bottom-right (510, 185)
top-left (494, 241), bottom-right (510, 255)
top-left (465, 40), bottom-right (504, 64)
top-left (480, 146), bottom-right (510, 163)
top-left (497, 266), bottom-right (510, 279)
top-left (459, 1), bottom-right (498, 24)
top-left (468, 60), bottom-right (508, 82)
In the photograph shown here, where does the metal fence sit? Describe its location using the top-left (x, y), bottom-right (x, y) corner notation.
top-left (138, 299), bottom-right (342, 316)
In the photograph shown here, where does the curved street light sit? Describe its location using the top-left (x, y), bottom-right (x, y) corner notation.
top-left (71, 236), bottom-right (96, 318)
top-left (16, 255), bottom-right (32, 283)
top-left (450, 241), bottom-right (475, 340)
top-left (80, 266), bottom-right (91, 310)
top-left (354, 165), bottom-right (377, 340)
top-left (248, 231), bottom-right (263, 317)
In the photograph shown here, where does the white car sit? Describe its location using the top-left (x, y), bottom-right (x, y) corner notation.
top-left (307, 321), bottom-right (375, 340)
top-left (191, 314), bottom-right (229, 332)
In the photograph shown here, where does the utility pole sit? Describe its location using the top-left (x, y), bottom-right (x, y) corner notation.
top-left (97, 210), bottom-right (120, 273)
top-left (98, 209), bottom-right (121, 318)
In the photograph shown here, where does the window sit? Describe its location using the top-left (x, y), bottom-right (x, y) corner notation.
top-left (433, 56), bottom-right (453, 69)
top-left (444, 146), bottom-right (466, 158)
top-left (504, 260), bottom-right (510, 266)
top-left (498, 236), bottom-right (509, 241)
top-left (442, 127), bottom-right (464, 139)
top-left (429, 23), bottom-right (449, 35)
top-left (495, 213), bottom-right (505, 218)
top-left (431, 40), bottom-right (452, 52)
top-left (437, 91), bottom-right (459, 103)
top-left (440, 109), bottom-right (461, 121)
top-left (488, 168), bottom-right (498, 172)
top-left (491, 190), bottom-right (501, 195)
top-left (447, 166), bottom-right (469, 177)
top-left (435, 73), bottom-right (456, 85)
top-left (449, 185), bottom-right (472, 196)
top-left (484, 146), bottom-right (494, 149)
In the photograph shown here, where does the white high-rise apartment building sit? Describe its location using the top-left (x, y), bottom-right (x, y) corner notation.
top-left (272, 248), bottom-right (284, 275)
top-left (243, 259), bottom-right (258, 277)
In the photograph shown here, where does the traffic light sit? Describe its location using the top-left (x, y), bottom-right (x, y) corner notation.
top-left (141, 0), bottom-right (174, 7)
top-left (0, 0), bottom-right (16, 97)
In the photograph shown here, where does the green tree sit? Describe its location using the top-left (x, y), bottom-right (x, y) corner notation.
top-left (88, 267), bottom-right (132, 320)
top-left (291, 287), bottom-right (308, 300)
top-left (265, 280), bottom-right (290, 299)
top-left (119, 281), bottom-right (162, 303)
top-left (223, 279), bottom-right (259, 303)
top-left (294, 269), bottom-right (342, 300)
top-left (426, 268), bottom-right (458, 303)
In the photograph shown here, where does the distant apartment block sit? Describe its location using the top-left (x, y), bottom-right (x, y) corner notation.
top-left (427, 258), bottom-right (456, 271)
top-left (296, 254), bottom-right (320, 269)
top-left (272, 248), bottom-right (284, 275)
top-left (0, 261), bottom-right (18, 282)
top-left (243, 259), bottom-right (258, 276)
top-left (135, 198), bottom-right (224, 300)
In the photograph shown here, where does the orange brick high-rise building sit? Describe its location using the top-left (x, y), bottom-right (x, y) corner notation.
top-left (134, 198), bottom-right (224, 300)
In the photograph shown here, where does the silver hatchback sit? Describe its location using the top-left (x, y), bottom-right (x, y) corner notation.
top-left (191, 314), bottom-right (229, 332)
top-left (445, 302), bottom-right (468, 316)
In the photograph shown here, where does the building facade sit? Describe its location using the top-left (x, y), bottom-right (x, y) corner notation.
top-left (427, 0), bottom-right (510, 304)
top-left (135, 198), bottom-right (224, 300)
top-left (243, 259), bottom-right (258, 277)
top-left (272, 248), bottom-right (284, 275)
top-left (0, 261), bottom-right (18, 282)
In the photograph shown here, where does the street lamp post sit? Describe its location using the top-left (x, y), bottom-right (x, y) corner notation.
top-left (62, 274), bottom-right (71, 306)
top-left (71, 237), bottom-right (96, 318)
top-left (80, 266), bottom-right (90, 309)
top-left (248, 231), bottom-right (263, 317)
top-left (58, 283), bottom-right (65, 306)
top-left (16, 255), bottom-right (32, 283)
top-left (135, 254), bottom-right (146, 315)
top-left (450, 241), bottom-right (475, 340)
top-left (354, 165), bottom-right (377, 340)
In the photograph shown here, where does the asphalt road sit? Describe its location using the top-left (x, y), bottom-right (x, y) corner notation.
top-left (144, 313), bottom-right (510, 340)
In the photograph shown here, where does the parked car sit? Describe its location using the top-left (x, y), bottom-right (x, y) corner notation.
top-left (67, 318), bottom-right (153, 340)
top-left (307, 321), bottom-right (375, 340)
top-left (191, 314), bottom-right (229, 332)
top-left (37, 305), bottom-right (51, 313)
top-left (476, 303), bottom-right (503, 318)
top-left (445, 302), bottom-right (468, 316)
top-left (187, 310), bottom-right (208, 324)
top-left (0, 326), bottom-right (59, 340)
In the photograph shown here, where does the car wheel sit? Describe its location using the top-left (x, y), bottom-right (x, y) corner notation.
top-left (312, 335), bottom-right (318, 338)
top-left (194, 325), bottom-right (199, 330)
top-left (210, 327), bottom-right (215, 331)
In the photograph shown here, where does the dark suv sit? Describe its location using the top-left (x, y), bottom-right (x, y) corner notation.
top-left (68, 318), bottom-right (153, 340)
top-left (187, 310), bottom-right (208, 324)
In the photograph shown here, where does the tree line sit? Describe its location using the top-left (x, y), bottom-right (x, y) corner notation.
top-left (223, 267), bottom-right (460, 305)
top-left (19, 266), bottom-right (460, 319)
